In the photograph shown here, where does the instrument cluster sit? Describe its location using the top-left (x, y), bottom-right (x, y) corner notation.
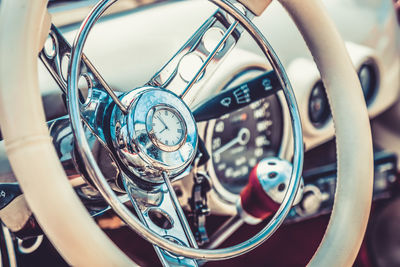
top-left (205, 69), bottom-right (285, 199)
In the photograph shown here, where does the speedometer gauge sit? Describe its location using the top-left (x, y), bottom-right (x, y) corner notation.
top-left (207, 95), bottom-right (283, 195)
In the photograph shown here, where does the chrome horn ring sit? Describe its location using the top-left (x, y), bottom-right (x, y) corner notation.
top-left (67, 0), bottom-right (303, 260)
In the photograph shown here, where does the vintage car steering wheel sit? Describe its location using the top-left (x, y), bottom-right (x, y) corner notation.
top-left (0, 0), bottom-right (373, 266)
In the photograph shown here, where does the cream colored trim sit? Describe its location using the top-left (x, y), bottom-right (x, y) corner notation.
top-left (2, 224), bottom-right (17, 267)
top-left (287, 42), bottom-right (380, 151)
top-left (38, 11), bottom-right (51, 53)
top-left (278, 0), bottom-right (373, 266)
top-left (0, 0), bottom-right (136, 266)
top-left (238, 0), bottom-right (271, 16)
top-left (0, 195), bottom-right (31, 232)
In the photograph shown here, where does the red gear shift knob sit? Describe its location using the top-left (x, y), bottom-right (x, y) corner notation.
top-left (238, 157), bottom-right (303, 224)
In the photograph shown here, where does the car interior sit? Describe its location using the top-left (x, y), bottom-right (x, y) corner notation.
top-left (0, 0), bottom-right (399, 266)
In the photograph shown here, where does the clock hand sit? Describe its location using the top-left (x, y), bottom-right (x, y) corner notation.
top-left (159, 127), bottom-right (167, 134)
top-left (157, 115), bottom-right (169, 130)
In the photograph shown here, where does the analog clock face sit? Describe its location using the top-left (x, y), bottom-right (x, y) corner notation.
top-left (151, 108), bottom-right (186, 148)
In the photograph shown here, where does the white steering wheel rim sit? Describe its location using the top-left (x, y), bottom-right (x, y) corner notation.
top-left (0, 0), bottom-right (373, 266)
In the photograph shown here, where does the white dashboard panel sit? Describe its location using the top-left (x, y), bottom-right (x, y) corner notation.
top-left (35, 0), bottom-right (400, 216)
top-left (39, 0), bottom-right (400, 150)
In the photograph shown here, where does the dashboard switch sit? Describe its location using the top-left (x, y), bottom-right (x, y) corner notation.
top-left (0, 183), bottom-right (22, 210)
top-left (296, 185), bottom-right (323, 216)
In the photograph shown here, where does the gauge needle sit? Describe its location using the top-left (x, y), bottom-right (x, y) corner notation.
top-left (214, 128), bottom-right (250, 155)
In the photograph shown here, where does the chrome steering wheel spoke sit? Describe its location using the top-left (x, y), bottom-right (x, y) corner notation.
top-left (0, 114), bottom-right (129, 220)
top-left (39, 24), bottom-right (128, 140)
top-left (147, 1), bottom-right (254, 106)
top-left (122, 173), bottom-right (198, 266)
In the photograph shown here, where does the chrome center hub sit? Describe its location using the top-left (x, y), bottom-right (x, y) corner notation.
top-left (110, 87), bottom-right (198, 183)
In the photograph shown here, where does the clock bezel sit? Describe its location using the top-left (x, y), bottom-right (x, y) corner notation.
top-left (146, 105), bottom-right (188, 152)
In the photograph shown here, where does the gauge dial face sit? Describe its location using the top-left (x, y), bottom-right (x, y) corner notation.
top-left (150, 107), bottom-right (186, 148)
top-left (209, 96), bottom-right (283, 194)
top-left (358, 64), bottom-right (377, 105)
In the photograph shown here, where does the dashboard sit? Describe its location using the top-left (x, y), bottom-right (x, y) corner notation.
top-left (28, 0), bottom-right (397, 217)
top-left (0, 0), bottom-right (399, 266)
